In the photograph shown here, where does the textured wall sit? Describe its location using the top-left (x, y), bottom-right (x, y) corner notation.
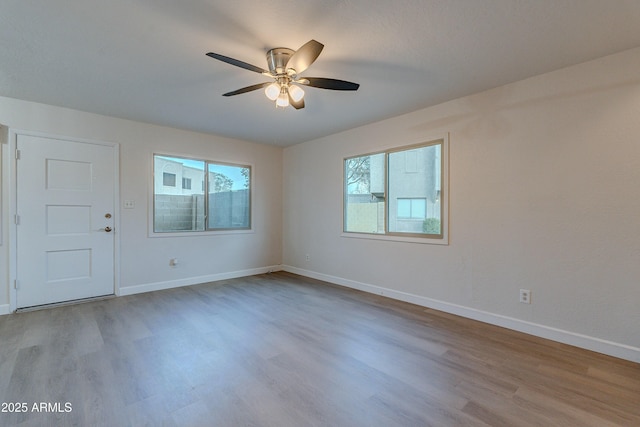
top-left (283, 47), bottom-right (640, 359)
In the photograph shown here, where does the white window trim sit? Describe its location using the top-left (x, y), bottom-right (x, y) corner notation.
top-left (340, 231), bottom-right (448, 245)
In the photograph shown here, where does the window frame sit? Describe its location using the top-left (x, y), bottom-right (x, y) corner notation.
top-left (342, 136), bottom-right (449, 245)
top-left (150, 153), bottom-right (253, 237)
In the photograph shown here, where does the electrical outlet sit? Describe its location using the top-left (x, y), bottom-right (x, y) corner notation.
top-left (519, 289), bottom-right (531, 304)
top-left (305, 254), bottom-right (310, 261)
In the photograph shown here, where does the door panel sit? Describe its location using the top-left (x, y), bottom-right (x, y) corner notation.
top-left (16, 134), bottom-right (116, 308)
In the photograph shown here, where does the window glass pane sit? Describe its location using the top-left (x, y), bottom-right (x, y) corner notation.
top-left (154, 155), bottom-right (205, 232)
top-left (207, 163), bottom-right (251, 230)
top-left (163, 172), bottom-right (176, 187)
top-left (344, 153), bottom-right (385, 233)
top-left (387, 143), bottom-right (441, 235)
top-left (411, 198), bottom-right (426, 219)
top-left (397, 199), bottom-right (411, 218)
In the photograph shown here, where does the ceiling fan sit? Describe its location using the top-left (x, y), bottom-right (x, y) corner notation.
top-left (206, 40), bottom-right (359, 110)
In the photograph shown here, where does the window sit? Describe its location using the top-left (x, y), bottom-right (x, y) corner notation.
top-left (397, 198), bottom-right (426, 219)
top-left (207, 162), bottom-right (251, 229)
top-left (343, 138), bottom-right (447, 242)
top-left (163, 172), bottom-right (176, 187)
top-left (153, 155), bottom-right (251, 233)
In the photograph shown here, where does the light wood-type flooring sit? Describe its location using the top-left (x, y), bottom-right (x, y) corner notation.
top-left (0, 272), bottom-right (638, 426)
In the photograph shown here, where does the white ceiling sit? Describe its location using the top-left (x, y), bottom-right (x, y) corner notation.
top-left (2, 1), bottom-right (640, 146)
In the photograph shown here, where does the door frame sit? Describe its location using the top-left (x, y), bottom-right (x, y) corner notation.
top-left (8, 129), bottom-right (120, 312)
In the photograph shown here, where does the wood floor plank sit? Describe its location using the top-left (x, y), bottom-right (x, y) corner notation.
top-left (0, 271), bottom-right (638, 426)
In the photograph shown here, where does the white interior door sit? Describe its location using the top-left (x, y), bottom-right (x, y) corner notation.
top-left (16, 134), bottom-right (116, 308)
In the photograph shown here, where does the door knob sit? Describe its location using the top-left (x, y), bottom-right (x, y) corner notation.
top-left (104, 226), bottom-right (112, 232)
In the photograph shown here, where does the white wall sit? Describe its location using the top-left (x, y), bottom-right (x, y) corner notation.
top-left (282, 47), bottom-right (640, 362)
top-left (0, 97), bottom-right (283, 310)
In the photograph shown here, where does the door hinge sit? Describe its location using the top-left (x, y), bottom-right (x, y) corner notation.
top-left (14, 214), bottom-right (20, 225)
top-left (15, 149), bottom-right (21, 160)
top-left (14, 280), bottom-right (19, 290)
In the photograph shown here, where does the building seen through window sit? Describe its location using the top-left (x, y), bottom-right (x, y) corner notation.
top-left (153, 155), bottom-right (251, 233)
top-left (344, 140), bottom-right (443, 238)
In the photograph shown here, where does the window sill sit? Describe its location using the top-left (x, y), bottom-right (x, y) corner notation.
top-left (340, 232), bottom-right (448, 245)
top-left (149, 229), bottom-right (255, 238)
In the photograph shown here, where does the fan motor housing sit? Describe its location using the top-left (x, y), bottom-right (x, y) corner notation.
top-left (266, 48), bottom-right (294, 75)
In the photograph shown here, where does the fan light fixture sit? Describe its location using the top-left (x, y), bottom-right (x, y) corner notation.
top-left (289, 85), bottom-right (304, 102)
top-left (265, 83), bottom-right (305, 108)
top-left (265, 83), bottom-right (280, 101)
top-left (276, 87), bottom-right (290, 108)
top-left (206, 39), bottom-right (359, 110)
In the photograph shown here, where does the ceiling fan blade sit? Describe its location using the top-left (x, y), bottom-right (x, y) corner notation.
top-left (289, 93), bottom-right (305, 110)
top-left (285, 40), bottom-right (324, 74)
top-left (223, 82), bottom-right (271, 97)
top-left (301, 77), bottom-right (360, 91)
top-left (206, 52), bottom-right (270, 75)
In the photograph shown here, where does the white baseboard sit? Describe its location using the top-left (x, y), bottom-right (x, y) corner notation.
top-left (119, 265), bottom-right (283, 297)
top-left (282, 265), bottom-right (640, 364)
top-left (0, 304), bottom-right (10, 316)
